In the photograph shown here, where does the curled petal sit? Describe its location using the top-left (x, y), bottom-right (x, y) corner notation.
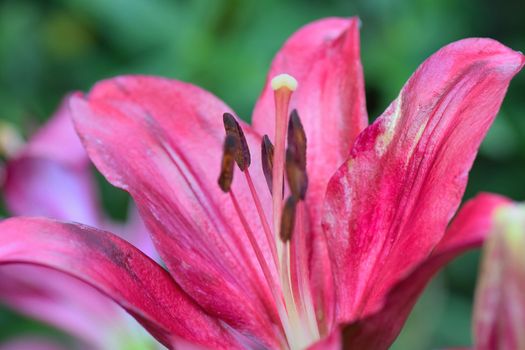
top-left (323, 38), bottom-right (524, 324)
top-left (0, 217), bottom-right (239, 349)
top-left (341, 194), bottom-right (510, 349)
top-left (2, 97), bottom-right (99, 226)
top-left (0, 265), bottom-right (162, 349)
top-left (3, 157), bottom-right (100, 226)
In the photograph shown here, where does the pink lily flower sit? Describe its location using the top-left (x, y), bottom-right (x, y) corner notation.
top-left (0, 100), bottom-right (161, 349)
top-left (0, 17), bottom-right (523, 349)
top-left (471, 201), bottom-right (525, 350)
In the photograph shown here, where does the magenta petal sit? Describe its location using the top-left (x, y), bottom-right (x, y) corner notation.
top-left (0, 265), bottom-right (119, 349)
top-left (340, 194), bottom-right (510, 349)
top-left (0, 265), bottom-right (162, 349)
top-left (0, 217), bottom-right (239, 349)
top-left (3, 97), bottom-right (100, 226)
top-left (323, 38), bottom-right (524, 324)
top-left (18, 94), bottom-right (87, 168)
top-left (119, 204), bottom-right (159, 260)
top-left (70, 76), bottom-right (278, 347)
top-left (3, 157), bottom-right (100, 226)
top-left (306, 329), bottom-right (341, 350)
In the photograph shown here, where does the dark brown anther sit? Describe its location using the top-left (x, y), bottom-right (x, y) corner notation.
top-left (287, 109), bottom-right (307, 170)
top-left (218, 135), bottom-right (237, 192)
top-left (286, 109), bottom-right (308, 200)
top-left (261, 135), bottom-right (274, 194)
top-left (286, 149), bottom-right (308, 200)
top-left (223, 113), bottom-right (251, 170)
top-left (279, 196), bottom-right (297, 242)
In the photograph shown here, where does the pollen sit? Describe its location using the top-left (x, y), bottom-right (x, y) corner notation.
top-left (218, 135), bottom-right (237, 192)
top-left (271, 73), bottom-right (298, 91)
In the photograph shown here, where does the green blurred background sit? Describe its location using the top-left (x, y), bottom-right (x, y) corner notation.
top-left (0, 0), bottom-right (523, 348)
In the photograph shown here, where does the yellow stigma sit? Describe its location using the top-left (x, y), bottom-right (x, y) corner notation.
top-left (271, 74), bottom-right (298, 91)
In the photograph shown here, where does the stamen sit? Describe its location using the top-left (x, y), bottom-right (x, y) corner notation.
top-left (221, 114), bottom-right (278, 271)
top-left (223, 113), bottom-right (251, 170)
top-left (261, 135), bottom-right (274, 194)
top-left (280, 196), bottom-right (297, 242)
top-left (286, 110), bottom-right (308, 200)
top-left (287, 110), bottom-right (307, 171)
top-left (244, 170), bottom-right (279, 270)
top-left (229, 190), bottom-right (295, 343)
top-left (286, 150), bottom-right (308, 201)
top-left (229, 191), bottom-right (278, 293)
top-left (218, 135), bottom-right (237, 192)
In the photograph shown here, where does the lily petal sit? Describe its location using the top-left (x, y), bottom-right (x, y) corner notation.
top-left (340, 193), bottom-right (510, 349)
top-left (3, 157), bottom-right (99, 226)
top-left (0, 217), bottom-right (238, 349)
top-left (473, 202), bottom-right (525, 350)
top-left (17, 94), bottom-right (87, 167)
top-left (0, 265), bottom-right (163, 349)
top-left (323, 38), bottom-right (524, 324)
top-left (252, 17), bottom-right (368, 327)
top-left (70, 76), bottom-right (279, 348)
top-left (306, 329), bottom-right (341, 350)
top-left (3, 98), bottom-right (99, 226)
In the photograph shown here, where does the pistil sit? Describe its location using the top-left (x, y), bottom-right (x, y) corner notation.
top-left (271, 74), bottom-right (297, 262)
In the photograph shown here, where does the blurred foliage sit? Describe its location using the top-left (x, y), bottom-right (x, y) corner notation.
top-left (0, 0), bottom-right (523, 348)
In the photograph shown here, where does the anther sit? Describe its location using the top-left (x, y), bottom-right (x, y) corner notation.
top-left (223, 113), bottom-right (251, 170)
top-left (279, 196), bottom-right (297, 242)
top-left (286, 110), bottom-right (308, 200)
top-left (286, 150), bottom-right (308, 200)
top-left (287, 110), bottom-right (307, 170)
top-left (218, 135), bottom-right (237, 192)
top-left (261, 135), bottom-right (274, 194)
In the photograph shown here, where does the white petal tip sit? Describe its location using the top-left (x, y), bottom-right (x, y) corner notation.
top-left (271, 74), bottom-right (298, 91)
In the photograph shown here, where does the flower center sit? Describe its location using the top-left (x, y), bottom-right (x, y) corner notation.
top-left (218, 74), bottom-right (320, 350)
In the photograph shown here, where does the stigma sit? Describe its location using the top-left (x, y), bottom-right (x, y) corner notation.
top-left (271, 74), bottom-right (298, 91)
